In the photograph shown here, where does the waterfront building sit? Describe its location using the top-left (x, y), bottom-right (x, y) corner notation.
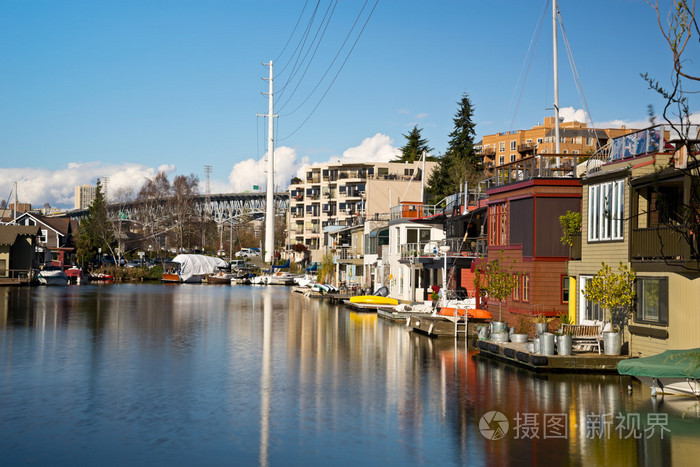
top-left (480, 152), bottom-right (582, 324)
top-left (13, 212), bottom-right (77, 267)
top-left (289, 160), bottom-right (438, 262)
top-left (0, 225), bottom-right (40, 283)
top-left (477, 116), bottom-right (637, 170)
top-left (566, 125), bottom-right (700, 358)
top-left (74, 184), bottom-right (97, 209)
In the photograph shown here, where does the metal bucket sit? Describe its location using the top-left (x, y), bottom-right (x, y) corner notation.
top-left (541, 332), bottom-right (555, 355)
top-left (534, 322), bottom-right (548, 336)
top-left (491, 332), bottom-right (510, 343)
top-left (477, 325), bottom-right (490, 341)
top-left (491, 321), bottom-right (507, 334)
top-left (603, 332), bottom-right (621, 356)
top-left (557, 334), bottom-right (572, 356)
top-left (533, 337), bottom-right (540, 354)
top-left (510, 333), bottom-right (529, 344)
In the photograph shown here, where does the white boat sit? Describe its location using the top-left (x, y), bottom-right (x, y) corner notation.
top-left (37, 267), bottom-right (69, 286)
top-left (293, 275), bottom-right (316, 288)
top-left (162, 254), bottom-right (228, 283)
top-left (267, 272), bottom-right (298, 286)
top-left (618, 348), bottom-right (700, 397)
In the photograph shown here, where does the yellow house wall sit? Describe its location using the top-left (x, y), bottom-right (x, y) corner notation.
top-left (630, 272), bottom-right (700, 357)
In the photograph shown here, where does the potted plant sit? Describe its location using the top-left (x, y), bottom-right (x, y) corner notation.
top-left (532, 315), bottom-right (552, 336)
top-left (430, 285), bottom-right (440, 309)
top-left (582, 262), bottom-right (636, 356)
top-left (474, 251), bottom-right (520, 337)
top-left (510, 316), bottom-right (531, 344)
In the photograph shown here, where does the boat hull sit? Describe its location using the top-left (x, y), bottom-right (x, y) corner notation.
top-left (349, 295), bottom-right (399, 306)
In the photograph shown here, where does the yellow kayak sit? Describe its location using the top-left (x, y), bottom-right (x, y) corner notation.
top-left (349, 295), bottom-right (399, 306)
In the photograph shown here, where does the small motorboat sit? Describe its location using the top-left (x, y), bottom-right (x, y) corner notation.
top-left (205, 271), bottom-right (233, 284)
top-left (89, 272), bottom-right (114, 282)
top-left (65, 267), bottom-right (88, 284)
top-left (349, 295), bottom-right (399, 306)
top-left (618, 348), bottom-right (700, 397)
top-left (37, 267), bottom-right (69, 286)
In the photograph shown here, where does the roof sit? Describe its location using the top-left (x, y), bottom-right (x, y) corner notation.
top-left (0, 225), bottom-right (41, 246)
top-left (13, 212), bottom-right (72, 235)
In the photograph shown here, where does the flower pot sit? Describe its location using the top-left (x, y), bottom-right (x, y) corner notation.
top-left (541, 332), bottom-right (555, 356)
top-left (557, 334), bottom-right (572, 356)
top-left (491, 321), bottom-right (507, 334)
top-left (510, 333), bottom-right (529, 344)
top-left (603, 331), bottom-right (621, 356)
top-left (534, 322), bottom-right (548, 336)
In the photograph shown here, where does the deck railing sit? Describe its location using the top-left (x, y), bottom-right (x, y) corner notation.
top-left (631, 226), bottom-right (694, 260)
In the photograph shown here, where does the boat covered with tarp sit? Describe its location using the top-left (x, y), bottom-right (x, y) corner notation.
top-left (617, 348), bottom-right (700, 396)
top-left (162, 254), bottom-right (228, 283)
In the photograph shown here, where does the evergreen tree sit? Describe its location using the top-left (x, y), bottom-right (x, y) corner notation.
top-left (76, 180), bottom-right (115, 264)
top-left (427, 93), bottom-right (481, 203)
top-left (393, 125), bottom-right (434, 163)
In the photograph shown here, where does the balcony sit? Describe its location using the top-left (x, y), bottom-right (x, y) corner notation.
top-left (390, 203), bottom-right (442, 221)
top-left (631, 226), bottom-right (696, 262)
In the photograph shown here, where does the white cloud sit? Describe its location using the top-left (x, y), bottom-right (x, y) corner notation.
top-left (226, 146), bottom-right (310, 193)
top-left (1, 133), bottom-right (404, 210)
top-left (414, 113), bottom-right (429, 119)
top-left (559, 107), bottom-right (588, 123)
top-left (0, 162), bottom-right (164, 209)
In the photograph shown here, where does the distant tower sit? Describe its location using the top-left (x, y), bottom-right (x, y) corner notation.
top-left (74, 184), bottom-right (97, 209)
top-left (101, 177), bottom-right (110, 202)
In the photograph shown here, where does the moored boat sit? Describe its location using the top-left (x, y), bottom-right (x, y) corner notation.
top-left (37, 267), bottom-right (69, 286)
top-left (65, 267), bottom-right (88, 284)
top-left (618, 348), bottom-right (700, 397)
top-left (349, 295), bottom-right (399, 306)
top-left (205, 271), bottom-right (234, 284)
top-left (162, 254), bottom-right (228, 283)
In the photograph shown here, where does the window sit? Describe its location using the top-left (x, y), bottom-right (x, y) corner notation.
top-left (537, 138), bottom-right (543, 144)
top-left (634, 277), bottom-right (668, 325)
top-left (510, 154), bottom-right (516, 163)
top-left (510, 140), bottom-right (516, 151)
top-left (587, 137), bottom-right (594, 146)
top-left (499, 142), bottom-right (505, 152)
top-left (513, 275), bottom-right (520, 301)
top-left (579, 276), bottom-right (603, 322)
top-left (404, 168), bottom-right (414, 176)
top-left (522, 275), bottom-right (530, 302)
top-left (572, 150), bottom-right (579, 154)
top-left (38, 229), bottom-right (48, 244)
top-left (488, 202), bottom-right (508, 246)
top-left (499, 155), bottom-right (505, 165)
top-left (575, 136), bottom-right (583, 144)
top-left (561, 276), bottom-right (569, 304)
top-left (588, 180), bottom-right (624, 241)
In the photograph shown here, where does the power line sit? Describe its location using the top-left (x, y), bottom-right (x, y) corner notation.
top-left (276, 0), bottom-right (322, 82)
top-left (276, 0), bottom-right (338, 113)
top-left (273, 0), bottom-right (310, 64)
top-left (278, 0), bottom-right (379, 141)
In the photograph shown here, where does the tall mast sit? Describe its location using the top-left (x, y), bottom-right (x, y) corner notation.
top-left (263, 61), bottom-right (275, 264)
top-left (553, 0), bottom-right (560, 157)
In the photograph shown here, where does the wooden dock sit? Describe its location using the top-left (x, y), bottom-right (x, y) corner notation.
top-left (474, 339), bottom-right (630, 372)
top-left (407, 315), bottom-right (482, 338)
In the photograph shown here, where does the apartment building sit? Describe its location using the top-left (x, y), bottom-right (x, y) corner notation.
top-left (289, 161), bottom-right (438, 262)
top-left (478, 117), bottom-right (636, 169)
top-left (74, 184), bottom-right (97, 209)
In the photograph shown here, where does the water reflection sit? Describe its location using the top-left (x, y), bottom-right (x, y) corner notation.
top-left (0, 285), bottom-right (698, 465)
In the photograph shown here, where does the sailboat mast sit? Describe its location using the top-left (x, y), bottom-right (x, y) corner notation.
top-left (553, 0), bottom-right (560, 157)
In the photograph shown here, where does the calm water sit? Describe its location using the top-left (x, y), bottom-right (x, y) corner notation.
top-left (1, 284), bottom-right (699, 466)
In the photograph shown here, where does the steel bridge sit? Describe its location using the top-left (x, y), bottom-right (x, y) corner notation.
top-left (67, 192), bottom-right (290, 225)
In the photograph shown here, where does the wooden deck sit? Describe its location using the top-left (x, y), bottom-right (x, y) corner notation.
top-left (474, 339), bottom-right (630, 372)
top-left (407, 315), bottom-right (483, 338)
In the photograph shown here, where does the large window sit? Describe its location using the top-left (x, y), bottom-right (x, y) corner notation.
top-left (588, 180), bottom-right (624, 241)
top-left (510, 140), bottom-right (516, 151)
top-left (488, 202), bottom-right (508, 246)
top-left (561, 276), bottom-right (569, 304)
top-left (499, 142), bottom-right (505, 153)
top-left (522, 275), bottom-right (530, 303)
top-left (634, 277), bottom-right (669, 325)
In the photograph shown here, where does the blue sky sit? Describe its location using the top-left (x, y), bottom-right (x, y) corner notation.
top-left (1, 0), bottom-right (695, 208)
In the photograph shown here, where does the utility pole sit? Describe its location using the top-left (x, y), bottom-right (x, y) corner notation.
top-left (259, 61), bottom-right (277, 264)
